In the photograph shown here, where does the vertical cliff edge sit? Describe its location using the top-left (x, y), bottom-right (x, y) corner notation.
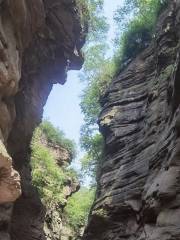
top-left (84, 1), bottom-right (180, 240)
top-left (0, 1), bottom-right (85, 239)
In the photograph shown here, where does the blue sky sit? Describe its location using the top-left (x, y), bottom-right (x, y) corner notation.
top-left (43, 0), bottom-right (123, 163)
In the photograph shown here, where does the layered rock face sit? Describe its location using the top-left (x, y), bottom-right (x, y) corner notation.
top-left (84, 1), bottom-right (180, 240)
top-left (0, 0), bottom-right (85, 239)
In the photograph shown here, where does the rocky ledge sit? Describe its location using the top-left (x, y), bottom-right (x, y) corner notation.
top-left (84, 1), bottom-right (180, 240)
top-left (0, 0), bottom-right (85, 239)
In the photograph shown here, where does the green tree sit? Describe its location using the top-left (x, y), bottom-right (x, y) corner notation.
top-left (40, 120), bottom-right (76, 158)
top-left (114, 0), bottom-right (168, 31)
top-left (80, 59), bottom-right (115, 183)
top-left (114, 0), bottom-right (168, 71)
top-left (31, 122), bottom-right (78, 206)
top-left (65, 187), bottom-right (95, 235)
top-left (79, 0), bottom-right (168, 183)
top-left (78, 0), bottom-right (110, 184)
top-left (76, 0), bottom-right (108, 43)
top-left (80, 132), bottom-right (103, 181)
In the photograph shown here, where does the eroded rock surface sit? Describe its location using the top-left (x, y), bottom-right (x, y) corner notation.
top-left (0, 140), bottom-right (20, 204)
top-left (84, 1), bottom-right (180, 240)
top-left (0, 0), bottom-right (85, 239)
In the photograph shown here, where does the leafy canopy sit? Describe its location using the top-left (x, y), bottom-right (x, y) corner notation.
top-left (114, 0), bottom-right (168, 71)
top-left (77, 0), bottom-right (108, 42)
top-left (65, 187), bottom-right (95, 233)
top-left (40, 120), bottom-right (76, 159)
top-left (78, 0), bottom-right (111, 184)
top-left (31, 122), bottom-right (78, 206)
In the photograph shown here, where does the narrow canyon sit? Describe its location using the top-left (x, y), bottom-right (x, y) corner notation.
top-left (0, 0), bottom-right (180, 240)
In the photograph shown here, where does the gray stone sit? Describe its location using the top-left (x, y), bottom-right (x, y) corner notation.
top-left (84, 1), bottom-right (180, 239)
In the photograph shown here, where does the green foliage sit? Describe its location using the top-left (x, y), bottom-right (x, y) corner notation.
top-left (114, 19), bottom-right (152, 67)
top-left (81, 59), bottom-right (115, 125)
top-left (66, 167), bottom-right (79, 181)
top-left (79, 0), bottom-right (169, 184)
top-left (114, 0), bottom-right (168, 71)
top-left (80, 132), bottom-right (103, 182)
top-left (78, 0), bottom-right (110, 184)
top-left (80, 59), bottom-right (115, 183)
top-left (40, 120), bottom-right (76, 159)
top-left (76, 0), bottom-right (108, 42)
top-left (31, 122), bottom-right (95, 236)
top-left (31, 123), bottom-right (78, 206)
top-left (81, 43), bottom-right (109, 81)
top-left (65, 187), bottom-right (95, 233)
top-left (114, 0), bottom-right (167, 28)
top-left (31, 132), bottom-right (66, 205)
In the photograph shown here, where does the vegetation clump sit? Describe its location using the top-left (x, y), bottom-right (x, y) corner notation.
top-left (31, 121), bottom-right (77, 206)
top-left (31, 121), bottom-right (95, 237)
top-left (76, 0), bottom-right (108, 42)
top-left (64, 187), bottom-right (95, 237)
top-left (114, 0), bottom-right (168, 72)
top-left (39, 120), bottom-right (76, 158)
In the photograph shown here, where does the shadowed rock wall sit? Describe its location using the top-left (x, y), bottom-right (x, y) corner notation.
top-left (0, 1), bottom-right (85, 239)
top-left (84, 1), bottom-right (180, 239)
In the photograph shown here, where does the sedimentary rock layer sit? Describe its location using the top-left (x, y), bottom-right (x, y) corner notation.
top-left (0, 0), bottom-right (85, 239)
top-left (84, 1), bottom-right (180, 239)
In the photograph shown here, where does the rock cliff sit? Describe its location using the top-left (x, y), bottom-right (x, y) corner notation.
top-left (0, 0), bottom-right (85, 239)
top-left (32, 127), bottom-right (79, 240)
top-left (84, 1), bottom-right (180, 240)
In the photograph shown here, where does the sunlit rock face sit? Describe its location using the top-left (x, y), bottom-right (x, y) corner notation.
top-left (84, 1), bottom-right (180, 240)
top-left (0, 0), bottom-right (85, 239)
top-left (0, 140), bottom-right (20, 204)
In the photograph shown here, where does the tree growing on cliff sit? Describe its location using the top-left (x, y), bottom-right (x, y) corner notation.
top-left (31, 121), bottom-right (77, 206)
top-left (79, 0), bottom-right (168, 183)
top-left (64, 187), bottom-right (95, 237)
top-left (39, 120), bottom-right (76, 158)
top-left (114, 0), bottom-right (168, 70)
top-left (78, 0), bottom-right (112, 184)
